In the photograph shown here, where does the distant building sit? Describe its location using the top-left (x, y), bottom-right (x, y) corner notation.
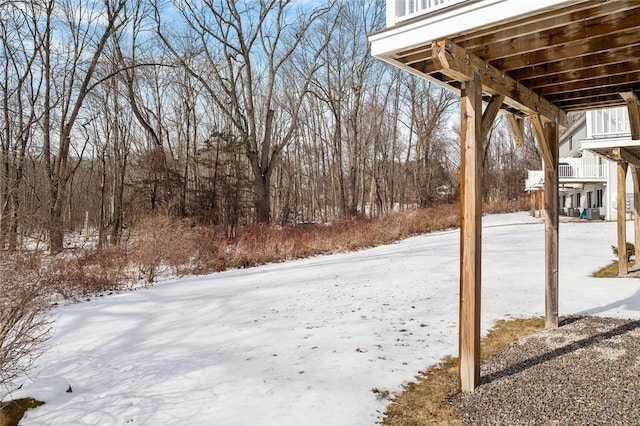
top-left (526, 107), bottom-right (634, 220)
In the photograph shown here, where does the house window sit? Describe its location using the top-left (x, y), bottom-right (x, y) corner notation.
top-left (569, 136), bottom-right (573, 151)
top-left (577, 192), bottom-right (581, 208)
top-left (596, 189), bottom-right (604, 208)
top-left (587, 191), bottom-right (592, 208)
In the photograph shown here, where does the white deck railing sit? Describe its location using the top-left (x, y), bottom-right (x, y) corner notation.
top-left (527, 163), bottom-right (607, 191)
top-left (589, 107), bottom-right (630, 138)
top-left (387, 0), bottom-right (467, 26)
top-left (559, 164), bottom-right (608, 180)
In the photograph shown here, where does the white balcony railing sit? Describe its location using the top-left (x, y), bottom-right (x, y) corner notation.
top-left (387, 0), bottom-right (466, 26)
top-left (589, 107), bottom-right (630, 138)
top-left (527, 163), bottom-right (607, 191)
top-left (559, 163), bottom-right (608, 180)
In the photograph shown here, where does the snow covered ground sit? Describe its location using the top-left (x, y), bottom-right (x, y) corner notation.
top-left (4, 212), bottom-right (640, 425)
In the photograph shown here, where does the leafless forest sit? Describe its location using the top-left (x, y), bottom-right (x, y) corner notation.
top-left (0, 0), bottom-right (542, 255)
top-left (0, 1), bottom-right (547, 394)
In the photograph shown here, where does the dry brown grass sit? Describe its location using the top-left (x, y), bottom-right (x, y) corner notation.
top-left (591, 261), bottom-right (619, 278)
top-left (0, 398), bottom-right (44, 426)
top-left (47, 245), bottom-right (133, 298)
top-left (383, 317), bottom-right (545, 426)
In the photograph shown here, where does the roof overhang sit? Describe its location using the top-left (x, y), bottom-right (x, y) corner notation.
top-left (369, 0), bottom-right (640, 127)
top-left (582, 138), bottom-right (640, 167)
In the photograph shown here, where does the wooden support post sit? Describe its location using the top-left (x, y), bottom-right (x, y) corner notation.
top-left (618, 161), bottom-right (629, 275)
top-left (458, 73), bottom-right (483, 393)
top-left (621, 92), bottom-right (640, 140)
top-left (539, 191), bottom-right (543, 218)
top-left (532, 115), bottom-right (559, 329)
top-left (529, 192), bottom-right (535, 216)
top-left (543, 122), bottom-right (559, 329)
top-left (632, 167), bottom-right (640, 264)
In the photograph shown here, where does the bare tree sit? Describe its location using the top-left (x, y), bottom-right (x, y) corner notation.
top-left (154, 0), bottom-right (335, 223)
top-left (403, 77), bottom-right (456, 207)
top-left (307, 0), bottom-right (385, 216)
top-left (37, 0), bottom-right (128, 253)
top-left (0, 2), bottom-right (43, 252)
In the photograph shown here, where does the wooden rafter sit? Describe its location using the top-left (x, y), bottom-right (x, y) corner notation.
top-left (431, 39), bottom-right (567, 126)
top-left (459, 1), bottom-right (638, 51)
top-left (492, 29), bottom-right (640, 72)
top-left (510, 47), bottom-right (640, 81)
top-left (527, 62), bottom-right (640, 91)
top-left (539, 72), bottom-right (640, 97)
top-left (469, 9), bottom-right (640, 63)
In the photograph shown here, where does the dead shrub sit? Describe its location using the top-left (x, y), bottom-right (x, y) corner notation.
top-left (0, 255), bottom-right (51, 389)
top-left (190, 225), bottom-right (229, 273)
top-left (41, 200), bottom-right (527, 290)
top-left (47, 246), bottom-right (132, 298)
top-left (228, 223), bottom-right (283, 268)
top-left (130, 215), bottom-right (201, 282)
top-left (484, 197), bottom-right (529, 214)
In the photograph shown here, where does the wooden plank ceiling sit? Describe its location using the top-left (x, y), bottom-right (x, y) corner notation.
top-left (393, 0), bottom-right (640, 116)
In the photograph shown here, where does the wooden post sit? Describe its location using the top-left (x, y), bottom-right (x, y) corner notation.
top-left (618, 161), bottom-right (629, 275)
top-left (631, 167), bottom-right (640, 264)
top-left (532, 115), bottom-right (559, 329)
top-left (538, 190), bottom-right (543, 218)
top-left (458, 73), bottom-right (483, 393)
top-left (543, 123), bottom-right (559, 329)
top-left (529, 192), bottom-right (535, 216)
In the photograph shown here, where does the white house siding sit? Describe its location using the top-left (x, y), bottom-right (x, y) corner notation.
top-left (528, 108), bottom-right (636, 221)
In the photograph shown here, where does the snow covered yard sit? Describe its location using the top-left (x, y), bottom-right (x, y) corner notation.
top-left (5, 212), bottom-right (640, 425)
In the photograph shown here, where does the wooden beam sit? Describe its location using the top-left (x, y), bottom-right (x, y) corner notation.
top-left (543, 122), bottom-right (559, 329)
top-left (621, 92), bottom-right (640, 140)
top-left (432, 39), bottom-right (567, 127)
top-left (618, 161), bottom-right (629, 276)
top-left (458, 73), bottom-right (483, 394)
top-left (613, 147), bottom-right (640, 168)
top-left (481, 94), bottom-right (505, 141)
top-left (506, 113), bottom-right (525, 147)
